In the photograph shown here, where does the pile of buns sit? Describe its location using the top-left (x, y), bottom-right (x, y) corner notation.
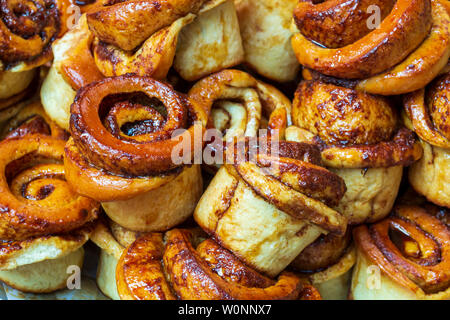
top-left (0, 0), bottom-right (449, 300)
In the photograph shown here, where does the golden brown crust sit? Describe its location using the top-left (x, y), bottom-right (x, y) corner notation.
top-left (195, 134), bottom-right (347, 276)
top-left (57, 15), bottom-right (104, 91)
top-left (292, 0), bottom-right (432, 79)
top-left (86, 0), bottom-right (206, 51)
top-left (294, 0), bottom-right (395, 49)
top-left (116, 229), bottom-right (321, 300)
top-left (69, 75), bottom-right (206, 177)
top-left (292, 81), bottom-right (423, 168)
top-left (0, 134), bottom-right (99, 240)
top-left (189, 69), bottom-right (292, 139)
top-left (235, 0), bottom-right (299, 82)
top-left (355, 1), bottom-right (450, 95)
top-left (0, 223), bottom-right (92, 270)
top-left (293, 0), bottom-right (450, 95)
top-left (224, 138), bottom-right (347, 234)
top-left (293, 81), bottom-right (397, 146)
top-left (0, 0), bottom-right (72, 70)
top-left (354, 204), bottom-right (450, 295)
top-left (65, 75), bottom-right (207, 206)
top-left (91, 14), bottom-right (194, 79)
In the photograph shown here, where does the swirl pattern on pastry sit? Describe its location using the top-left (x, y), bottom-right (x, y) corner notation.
top-left (0, 0), bottom-right (72, 70)
top-left (0, 134), bottom-right (99, 240)
top-left (116, 229), bottom-right (321, 300)
top-left (189, 69), bottom-right (291, 141)
top-left (404, 72), bottom-right (450, 149)
top-left (352, 204), bottom-right (450, 299)
top-left (292, 0), bottom-right (450, 95)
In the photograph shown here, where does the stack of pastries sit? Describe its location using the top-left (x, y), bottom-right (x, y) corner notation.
top-left (0, 0), bottom-right (449, 300)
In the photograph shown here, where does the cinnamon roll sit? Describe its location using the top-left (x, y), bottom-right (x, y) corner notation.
top-left (195, 136), bottom-right (348, 277)
top-left (41, 1), bottom-right (244, 130)
top-left (287, 81), bottom-right (422, 224)
top-left (0, 133), bottom-right (99, 293)
top-left (292, 0), bottom-right (450, 95)
top-left (0, 71), bottom-right (37, 128)
top-left (0, 0), bottom-right (73, 124)
top-left (88, 0), bottom-right (243, 81)
top-left (173, 0), bottom-right (244, 81)
top-left (188, 69), bottom-right (292, 171)
top-left (351, 204), bottom-right (450, 300)
top-left (404, 72), bottom-right (450, 208)
top-left (116, 228), bottom-right (321, 300)
top-left (0, 135), bottom-right (99, 240)
top-left (64, 75), bottom-right (205, 232)
top-left (234, 0), bottom-right (300, 82)
top-left (290, 231), bottom-right (356, 300)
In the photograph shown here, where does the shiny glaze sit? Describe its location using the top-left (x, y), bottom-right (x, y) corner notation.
top-left (293, 81), bottom-right (423, 168)
top-left (188, 69), bottom-right (292, 140)
top-left (86, 0), bottom-right (206, 51)
top-left (0, 0), bottom-right (72, 69)
top-left (223, 137), bottom-right (348, 235)
top-left (292, 0), bottom-right (432, 79)
top-left (354, 204), bottom-right (450, 294)
top-left (69, 75), bottom-right (206, 177)
top-left (116, 229), bottom-right (321, 300)
top-left (0, 135), bottom-right (99, 240)
top-left (294, 0), bottom-right (395, 49)
top-left (291, 230), bottom-right (352, 272)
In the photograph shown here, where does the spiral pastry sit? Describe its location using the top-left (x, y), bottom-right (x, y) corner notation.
top-left (0, 134), bottom-right (99, 240)
top-left (115, 228), bottom-right (321, 300)
top-left (1, 101), bottom-right (67, 141)
top-left (234, 0), bottom-right (299, 82)
top-left (404, 72), bottom-right (450, 208)
top-left (87, 0), bottom-right (243, 81)
top-left (195, 135), bottom-right (347, 277)
top-left (41, 1), bottom-right (244, 129)
top-left (292, 0), bottom-right (450, 95)
top-left (0, 0), bottom-right (72, 70)
top-left (188, 69), bottom-right (292, 171)
top-left (64, 75), bottom-right (205, 232)
top-left (287, 81), bottom-right (422, 225)
top-left (351, 204), bottom-right (450, 300)
top-left (0, 0), bottom-right (73, 122)
top-left (290, 230), bottom-right (356, 300)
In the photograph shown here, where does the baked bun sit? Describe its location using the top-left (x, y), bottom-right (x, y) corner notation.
top-left (293, 0), bottom-right (450, 95)
top-left (351, 203), bottom-right (450, 300)
top-left (64, 75), bottom-right (205, 232)
top-left (288, 80), bottom-right (422, 224)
